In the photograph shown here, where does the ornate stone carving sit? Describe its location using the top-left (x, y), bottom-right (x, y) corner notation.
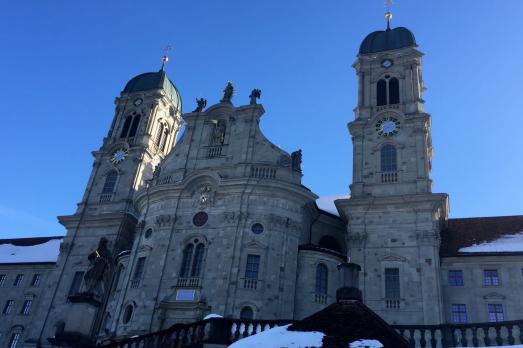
top-left (193, 98), bottom-right (207, 112)
top-left (84, 237), bottom-right (112, 297)
top-left (155, 214), bottom-right (173, 227)
top-left (220, 81), bottom-right (234, 103)
top-left (194, 185), bottom-right (215, 209)
top-left (249, 89), bottom-right (261, 105)
top-left (291, 149), bottom-right (302, 172)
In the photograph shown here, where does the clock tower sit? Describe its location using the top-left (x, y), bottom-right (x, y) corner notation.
top-left (36, 65), bottom-right (183, 344)
top-left (336, 19), bottom-right (449, 325)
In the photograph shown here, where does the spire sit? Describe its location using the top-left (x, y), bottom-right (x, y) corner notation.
top-left (160, 44), bottom-right (172, 71)
top-left (385, 0), bottom-right (393, 30)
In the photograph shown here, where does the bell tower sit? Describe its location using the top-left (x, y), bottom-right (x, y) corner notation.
top-left (336, 15), bottom-right (449, 325)
top-left (34, 60), bottom-right (183, 345)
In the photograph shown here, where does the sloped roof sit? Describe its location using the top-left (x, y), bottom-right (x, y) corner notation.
top-left (440, 215), bottom-right (523, 257)
top-left (289, 300), bottom-right (412, 348)
top-left (0, 236), bottom-right (63, 264)
top-left (359, 27), bottom-right (416, 54)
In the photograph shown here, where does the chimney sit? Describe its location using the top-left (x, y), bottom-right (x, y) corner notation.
top-left (336, 262), bottom-right (362, 302)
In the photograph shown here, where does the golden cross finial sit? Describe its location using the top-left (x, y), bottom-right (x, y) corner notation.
top-left (161, 44), bottom-right (172, 70)
top-left (385, 0), bottom-right (393, 30)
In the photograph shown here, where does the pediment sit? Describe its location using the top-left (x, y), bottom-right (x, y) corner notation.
top-left (483, 292), bottom-right (506, 300)
top-left (379, 254), bottom-right (406, 262)
top-left (243, 240), bottom-right (268, 250)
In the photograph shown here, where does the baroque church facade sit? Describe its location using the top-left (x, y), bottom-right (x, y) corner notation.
top-left (1, 21), bottom-right (523, 348)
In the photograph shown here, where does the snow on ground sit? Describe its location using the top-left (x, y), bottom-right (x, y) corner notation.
top-left (203, 314), bottom-right (223, 319)
top-left (316, 195), bottom-right (349, 217)
top-left (459, 231), bottom-right (523, 253)
top-left (228, 324), bottom-right (324, 348)
top-left (349, 339), bottom-right (383, 348)
top-left (0, 239), bottom-right (62, 263)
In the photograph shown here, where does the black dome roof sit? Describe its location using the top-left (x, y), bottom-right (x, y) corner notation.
top-left (123, 70), bottom-right (182, 111)
top-left (359, 27), bottom-right (416, 54)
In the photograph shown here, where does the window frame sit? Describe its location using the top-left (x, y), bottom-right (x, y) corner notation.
top-left (315, 263), bottom-right (329, 295)
top-left (13, 274), bottom-right (24, 287)
top-left (451, 304), bottom-right (468, 323)
top-left (380, 144), bottom-right (398, 173)
top-left (3, 300), bottom-right (15, 315)
top-left (245, 255), bottom-right (261, 280)
top-left (448, 270), bottom-right (464, 286)
top-left (487, 303), bottom-right (504, 322)
top-left (20, 300), bottom-right (33, 315)
top-left (68, 271), bottom-right (85, 296)
top-left (483, 269), bottom-right (500, 286)
top-left (384, 268), bottom-right (400, 299)
top-left (102, 171), bottom-right (118, 194)
top-left (31, 274), bottom-right (42, 287)
top-left (8, 332), bottom-right (21, 348)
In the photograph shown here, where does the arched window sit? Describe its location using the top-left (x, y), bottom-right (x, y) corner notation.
top-left (377, 79), bottom-right (387, 106)
top-left (155, 123), bottom-right (165, 147)
top-left (381, 144), bottom-right (397, 172)
top-left (318, 236), bottom-right (342, 253)
top-left (389, 77), bottom-right (400, 104)
top-left (102, 171), bottom-right (118, 194)
top-left (120, 116), bottom-right (132, 138)
top-left (160, 128), bottom-right (170, 152)
top-left (180, 244), bottom-right (194, 277)
top-left (128, 115), bottom-right (141, 137)
top-left (240, 307), bottom-right (254, 320)
top-left (180, 242), bottom-right (206, 278)
top-left (315, 264), bottom-right (328, 295)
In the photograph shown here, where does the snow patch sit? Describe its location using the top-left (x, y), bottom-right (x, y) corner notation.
top-left (316, 195), bottom-right (349, 217)
top-left (0, 239), bottom-right (62, 263)
top-left (228, 324), bottom-right (324, 348)
top-left (459, 231), bottom-right (523, 253)
top-left (203, 314), bottom-right (223, 320)
top-left (349, 339), bottom-right (383, 348)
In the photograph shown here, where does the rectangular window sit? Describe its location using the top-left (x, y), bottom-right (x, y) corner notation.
top-left (69, 271), bottom-right (84, 295)
top-left (133, 257), bottom-right (146, 279)
top-left (448, 270), bottom-right (463, 286)
top-left (176, 289), bottom-right (196, 301)
top-left (488, 303), bottom-right (504, 322)
top-left (484, 269), bottom-right (499, 286)
top-left (20, 300), bottom-right (33, 315)
top-left (245, 255), bottom-right (260, 280)
top-left (31, 274), bottom-right (42, 287)
top-left (13, 274), bottom-right (24, 287)
top-left (452, 304), bottom-right (468, 323)
top-left (8, 333), bottom-right (21, 348)
top-left (2, 300), bottom-right (15, 315)
top-left (0, 274), bottom-right (6, 287)
top-left (385, 268), bottom-right (400, 299)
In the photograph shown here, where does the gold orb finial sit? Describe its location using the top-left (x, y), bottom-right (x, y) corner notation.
top-left (161, 44), bottom-right (172, 71)
top-left (384, 0), bottom-right (393, 30)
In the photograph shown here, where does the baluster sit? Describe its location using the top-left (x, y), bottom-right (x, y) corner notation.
top-left (482, 327), bottom-right (491, 346)
top-left (495, 326), bottom-right (502, 346)
top-left (507, 324), bottom-right (515, 345)
top-left (420, 328), bottom-right (427, 348)
top-left (459, 327), bottom-right (467, 347)
top-left (233, 322), bottom-right (241, 341)
top-left (408, 328), bottom-right (416, 346)
top-left (518, 323), bottom-right (523, 344)
top-left (471, 327), bottom-right (479, 347)
top-left (429, 328), bottom-right (437, 348)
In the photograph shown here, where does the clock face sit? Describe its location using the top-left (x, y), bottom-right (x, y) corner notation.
top-left (381, 59), bottom-right (393, 68)
top-left (111, 148), bottom-right (128, 164)
top-left (376, 117), bottom-right (400, 136)
top-left (133, 98), bottom-right (143, 107)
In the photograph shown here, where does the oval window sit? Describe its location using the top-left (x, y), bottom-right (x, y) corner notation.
top-left (122, 304), bottom-right (133, 324)
top-left (251, 223), bottom-right (264, 234)
top-left (144, 228), bottom-right (153, 239)
top-left (193, 212), bottom-right (208, 227)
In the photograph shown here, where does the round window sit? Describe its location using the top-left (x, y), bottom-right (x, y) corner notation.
top-left (251, 223), bottom-right (264, 234)
top-left (122, 304), bottom-right (133, 324)
top-left (193, 212), bottom-right (208, 227)
top-left (144, 228), bottom-right (153, 239)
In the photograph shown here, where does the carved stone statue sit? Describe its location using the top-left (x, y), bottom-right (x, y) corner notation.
top-left (291, 149), bottom-right (302, 172)
top-left (220, 81), bottom-right (234, 103)
top-left (212, 120), bottom-right (226, 145)
top-left (153, 165), bottom-right (162, 178)
top-left (249, 89), bottom-right (261, 105)
top-left (193, 98), bottom-right (207, 112)
top-left (83, 237), bottom-right (112, 297)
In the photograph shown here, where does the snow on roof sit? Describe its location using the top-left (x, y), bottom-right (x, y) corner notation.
top-left (458, 231), bottom-right (523, 253)
top-left (203, 314), bottom-right (223, 320)
top-left (228, 324), bottom-right (324, 348)
top-left (349, 339), bottom-right (383, 348)
top-left (0, 238), bottom-right (62, 264)
top-left (316, 195), bottom-right (349, 217)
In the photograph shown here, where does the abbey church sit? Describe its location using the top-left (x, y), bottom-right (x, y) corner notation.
top-left (1, 19), bottom-right (523, 348)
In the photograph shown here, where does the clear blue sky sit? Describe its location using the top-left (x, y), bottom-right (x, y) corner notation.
top-left (1, 1), bottom-right (522, 238)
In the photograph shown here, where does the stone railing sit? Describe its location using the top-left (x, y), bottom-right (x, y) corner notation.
top-left (176, 277), bottom-right (201, 287)
top-left (99, 318), bottom-right (523, 348)
top-left (99, 193), bottom-right (112, 203)
top-left (381, 171), bottom-right (398, 183)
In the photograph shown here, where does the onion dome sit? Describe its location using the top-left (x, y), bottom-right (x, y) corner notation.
top-left (123, 70), bottom-right (182, 112)
top-left (359, 27), bottom-right (416, 55)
